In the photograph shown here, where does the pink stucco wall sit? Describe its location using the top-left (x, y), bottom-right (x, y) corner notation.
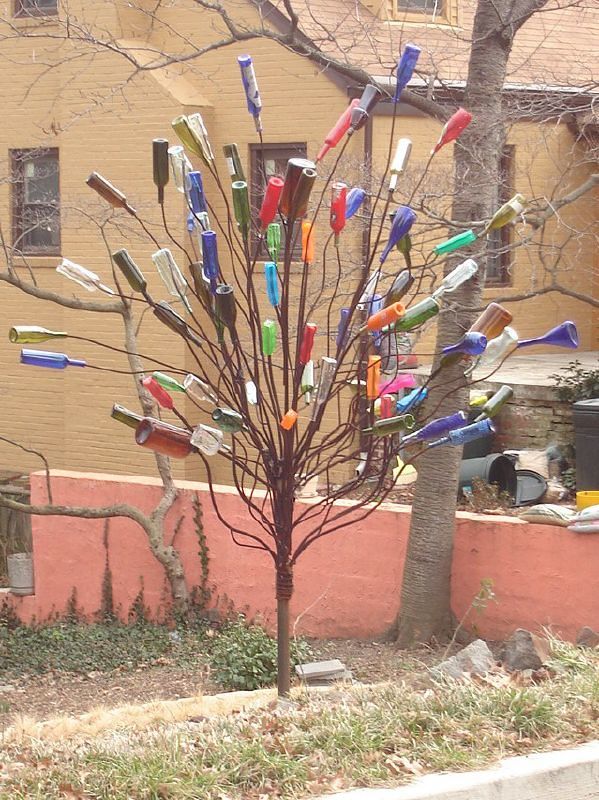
top-left (4, 470), bottom-right (597, 641)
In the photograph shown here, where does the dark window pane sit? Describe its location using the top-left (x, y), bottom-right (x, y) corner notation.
top-left (12, 148), bottom-right (60, 255)
top-left (250, 142), bottom-right (308, 263)
top-left (397, 0), bottom-right (444, 12)
top-left (15, 0), bottom-right (58, 16)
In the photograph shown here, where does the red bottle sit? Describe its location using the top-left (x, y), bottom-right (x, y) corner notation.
top-left (330, 183), bottom-right (347, 238)
top-left (316, 99), bottom-right (360, 162)
top-left (299, 323), bottom-right (317, 365)
top-left (258, 176), bottom-right (284, 229)
top-left (432, 108), bottom-right (472, 154)
top-left (135, 418), bottom-right (193, 459)
top-left (142, 376), bottom-right (174, 410)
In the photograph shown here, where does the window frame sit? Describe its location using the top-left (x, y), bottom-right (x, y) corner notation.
top-left (11, 147), bottom-right (61, 257)
top-left (249, 141), bottom-right (308, 264)
top-left (14, 0), bottom-right (58, 17)
top-left (390, 0), bottom-right (457, 26)
top-left (486, 145), bottom-right (515, 286)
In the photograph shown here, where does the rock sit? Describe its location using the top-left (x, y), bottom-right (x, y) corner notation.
top-left (436, 639), bottom-right (496, 679)
top-left (502, 629), bottom-right (551, 671)
top-left (295, 659), bottom-right (348, 684)
top-left (577, 626), bottom-right (599, 648)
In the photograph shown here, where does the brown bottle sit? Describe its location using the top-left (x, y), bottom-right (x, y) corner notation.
top-left (135, 418), bottom-right (194, 459)
top-left (468, 302), bottom-right (513, 340)
top-left (279, 158), bottom-right (316, 219)
top-left (86, 172), bottom-right (136, 216)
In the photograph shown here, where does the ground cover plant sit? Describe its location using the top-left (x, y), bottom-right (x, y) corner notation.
top-left (1, 638), bottom-right (598, 799)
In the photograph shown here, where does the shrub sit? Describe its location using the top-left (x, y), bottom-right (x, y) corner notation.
top-left (208, 616), bottom-right (312, 691)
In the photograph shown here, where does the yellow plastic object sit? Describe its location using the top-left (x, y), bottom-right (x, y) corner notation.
top-left (576, 491), bottom-right (599, 511)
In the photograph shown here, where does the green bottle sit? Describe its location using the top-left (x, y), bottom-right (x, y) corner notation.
top-left (211, 407), bottom-right (244, 433)
top-left (262, 319), bottom-right (277, 356)
top-left (9, 326), bottom-right (67, 344)
top-left (385, 269), bottom-right (414, 307)
top-left (215, 284), bottom-right (237, 334)
top-left (363, 413), bottom-right (415, 437)
top-left (112, 249), bottom-right (147, 294)
top-left (267, 223), bottom-right (281, 263)
top-left (111, 403), bottom-right (143, 429)
top-left (152, 372), bottom-right (185, 393)
top-left (232, 181), bottom-right (251, 239)
top-left (189, 262), bottom-right (213, 311)
top-left (396, 234), bottom-right (412, 269)
top-left (223, 144), bottom-right (246, 182)
top-left (434, 229), bottom-right (476, 256)
top-left (474, 385), bottom-right (514, 421)
top-left (484, 194), bottom-right (526, 233)
top-left (153, 301), bottom-right (202, 347)
top-left (394, 297), bottom-right (440, 332)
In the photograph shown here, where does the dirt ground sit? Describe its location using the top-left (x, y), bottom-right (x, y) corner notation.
top-left (1, 639), bottom-right (437, 724)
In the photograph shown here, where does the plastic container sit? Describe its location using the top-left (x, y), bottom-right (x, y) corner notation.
top-left (573, 399), bottom-right (599, 492)
top-left (576, 491), bottom-right (599, 511)
top-left (458, 454), bottom-right (517, 500)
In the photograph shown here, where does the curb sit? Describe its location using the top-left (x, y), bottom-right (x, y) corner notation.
top-left (315, 740), bottom-right (599, 799)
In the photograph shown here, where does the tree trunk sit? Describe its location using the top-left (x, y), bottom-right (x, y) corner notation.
top-left (397, 0), bottom-right (521, 647)
top-left (276, 561), bottom-right (293, 696)
top-left (145, 520), bottom-right (191, 616)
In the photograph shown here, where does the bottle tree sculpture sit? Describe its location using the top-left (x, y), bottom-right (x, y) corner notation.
top-left (9, 48), bottom-right (579, 696)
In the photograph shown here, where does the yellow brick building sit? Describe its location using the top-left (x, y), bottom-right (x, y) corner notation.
top-left (0, 0), bottom-right (596, 483)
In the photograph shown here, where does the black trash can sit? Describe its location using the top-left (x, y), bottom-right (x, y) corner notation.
top-left (573, 399), bottom-right (599, 491)
top-left (458, 454), bottom-right (517, 501)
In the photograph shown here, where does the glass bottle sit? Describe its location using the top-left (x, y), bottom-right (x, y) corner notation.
top-left (191, 423), bottom-right (224, 456)
top-left (237, 55), bottom-right (263, 132)
top-left (262, 319), bottom-right (277, 356)
top-left (111, 403), bottom-right (143, 429)
top-left (135, 418), bottom-right (193, 459)
top-left (474, 326), bottom-right (518, 372)
top-left (211, 407), bottom-right (244, 433)
top-left (394, 297), bottom-right (439, 332)
top-left (434, 230), bottom-right (476, 256)
top-left (389, 138), bottom-right (412, 192)
top-left (367, 355), bottom-right (381, 400)
top-left (299, 323), bottom-right (317, 364)
top-left (433, 258), bottom-right (478, 298)
top-left (259, 177), bottom-right (284, 229)
top-left (363, 413), bottom-right (416, 436)
top-left (485, 193), bottom-right (526, 233)
top-left (474, 385), bottom-right (514, 421)
top-left (350, 85), bottom-right (383, 133)
top-left (330, 183), bottom-right (347, 239)
top-left (9, 326), bottom-right (67, 344)
top-left (200, 231), bottom-right (220, 294)
top-left (187, 112), bottom-right (214, 162)
top-left (215, 284), bottom-right (237, 335)
top-left (290, 168), bottom-right (317, 220)
top-left (266, 223), bottom-right (281, 263)
top-left (264, 262), bottom-right (280, 307)
top-left (86, 172), bottom-right (136, 216)
top-left (280, 409), bottom-right (298, 430)
top-left (301, 220), bottom-right (315, 264)
top-left (336, 308), bottom-right (351, 349)
top-left (57, 258), bottom-right (113, 294)
top-left (385, 269), bottom-right (414, 306)
top-left (183, 374), bottom-right (217, 405)
top-left (396, 386), bottom-right (427, 414)
top-left (441, 332), bottom-right (487, 358)
top-left (428, 418), bottom-right (495, 449)
top-left (20, 349), bottom-right (86, 369)
top-left (468, 302), bottom-right (513, 340)
top-left (232, 180), bottom-right (251, 238)
top-left (142, 376), bottom-right (174, 410)
top-left (431, 108), bottom-right (472, 155)
top-left (112, 249), bottom-right (147, 294)
top-left (366, 301), bottom-right (405, 332)
top-left (245, 380), bottom-right (258, 406)
top-left (152, 138), bottom-right (169, 204)
top-left (223, 144), bottom-right (246, 182)
top-left (301, 361), bottom-right (314, 401)
top-left (151, 249), bottom-right (191, 311)
top-left (278, 158), bottom-right (316, 219)
top-left (171, 115), bottom-right (205, 161)
top-left (380, 206), bottom-right (417, 265)
top-left (152, 372), bottom-right (185, 393)
top-left (402, 410), bottom-right (468, 446)
top-left (168, 145), bottom-right (192, 192)
top-left (316, 99), bottom-right (359, 162)
top-left (394, 43), bottom-right (421, 102)
top-left (345, 187), bottom-right (366, 219)
top-left (153, 302), bottom-right (202, 346)
top-left (311, 357), bottom-right (337, 418)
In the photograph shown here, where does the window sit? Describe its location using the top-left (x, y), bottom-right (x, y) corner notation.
top-left (11, 149), bottom-right (60, 255)
top-left (397, 0), bottom-right (444, 11)
top-left (14, 0), bottom-right (57, 16)
top-left (250, 142), bottom-right (307, 262)
top-left (486, 145), bottom-right (515, 284)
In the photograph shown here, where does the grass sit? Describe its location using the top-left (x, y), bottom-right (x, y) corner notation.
top-left (2, 638), bottom-right (598, 799)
